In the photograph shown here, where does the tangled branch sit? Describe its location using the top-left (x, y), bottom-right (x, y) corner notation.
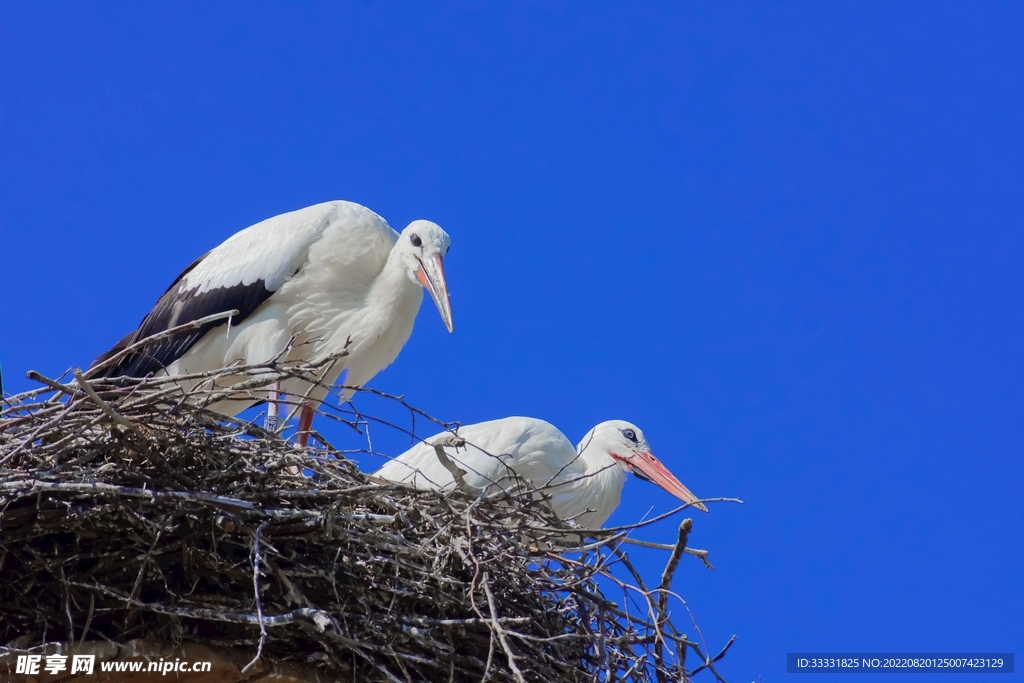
top-left (0, 363), bottom-right (735, 681)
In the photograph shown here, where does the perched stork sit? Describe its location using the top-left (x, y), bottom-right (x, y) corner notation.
top-left (90, 200), bottom-right (453, 444)
top-left (373, 417), bottom-right (706, 528)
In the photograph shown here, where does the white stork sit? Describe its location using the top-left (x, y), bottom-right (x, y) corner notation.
top-left (90, 200), bottom-right (453, 444)
top-left (373, 417), bottom-right (707, 528)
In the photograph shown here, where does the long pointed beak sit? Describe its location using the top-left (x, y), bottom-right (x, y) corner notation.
top-left (630, 451), bottom-right (708, 512)
top-left (415, 253), bottom-right (454, 333)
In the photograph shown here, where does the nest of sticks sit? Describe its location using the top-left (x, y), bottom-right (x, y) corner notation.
top-left (0, 356), bottom-right (733, 682)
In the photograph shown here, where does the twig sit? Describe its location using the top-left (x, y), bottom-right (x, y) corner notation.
top-left (482, 573), bottom-right (526, 683)
top-left (242, 521), bottom-right (269, 675)
top-left (593, 498), bottom-right (744, 534)
top-left (647, 519), bottom-right (691, 683)
top-left (79, 592), bottom-right (95, 647)
top-left (72, 369), bottom-right (145, 439)
top-left (0, 480), bottom-right (255, 510)
top-left (658, 519), bottom-right (692, 625)
top-left (428, 433), bottom-right (478, 495)
top-left (619, 538), bottom-right (715, 570)
top-left (688, 635), bottom-right (737, 680)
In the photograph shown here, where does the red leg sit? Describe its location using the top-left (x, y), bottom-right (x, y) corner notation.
top-left (296, 401), bottom-right (314, 447)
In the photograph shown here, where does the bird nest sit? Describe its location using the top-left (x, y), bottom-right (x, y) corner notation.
top-left (0, 362), bottom-right (733, 682)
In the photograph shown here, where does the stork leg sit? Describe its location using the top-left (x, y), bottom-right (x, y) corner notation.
top-left (265, 382), bottom-right (281, 432)
top-left (296, 400), bottom-right (315, 448)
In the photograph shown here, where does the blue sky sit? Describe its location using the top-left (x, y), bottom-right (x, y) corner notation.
top-left (2, 3), bottom-right (1022, 681)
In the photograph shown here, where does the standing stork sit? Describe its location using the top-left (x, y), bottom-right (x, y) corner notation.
top-left (90, 200), bottom-right (454, 445)
top-left (373, 417), bottom-right (706, 528)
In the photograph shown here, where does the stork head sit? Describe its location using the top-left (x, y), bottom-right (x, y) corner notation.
top-left (398, 221), bottom-right (454, 333)
top-left (578, 420), bottom-right (708, 513)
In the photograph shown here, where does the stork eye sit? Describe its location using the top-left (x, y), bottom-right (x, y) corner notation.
top-left (409, 234), bottom-right (422, 247)
top-left (622, 428), bottom-right (637, 442)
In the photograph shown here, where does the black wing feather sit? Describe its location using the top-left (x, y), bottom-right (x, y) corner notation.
top-left (90, 252), bottom-right (275, 378)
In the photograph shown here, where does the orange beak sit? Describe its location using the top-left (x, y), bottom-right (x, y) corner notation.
top-left (415, 253), bottom-right (454, 333)
top-left (629, 450), bottom-right (708, 512)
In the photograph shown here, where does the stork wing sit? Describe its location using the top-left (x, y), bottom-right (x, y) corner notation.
top-left (374, 417), bottom-right (578, 493)
top-left (91, 203), bottom-right (343, 378)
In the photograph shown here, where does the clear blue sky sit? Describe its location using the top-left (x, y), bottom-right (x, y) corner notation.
top-left (2, 3), bottom-right (1021, 681)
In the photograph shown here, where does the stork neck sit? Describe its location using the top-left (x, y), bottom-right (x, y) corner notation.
top-left (582, 451), bottom-right (627, 488)
top-left (569, 450), bottom-right (627, 527)
top-left (370, 250), bottom-right (422, 310)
